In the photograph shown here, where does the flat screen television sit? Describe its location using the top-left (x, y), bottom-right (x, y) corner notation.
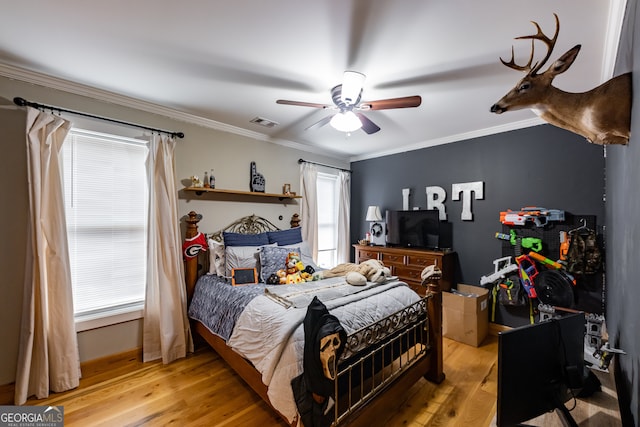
top-left (385, 209), bottom-right (441, 249)
top-left (497, 312), bottom-right (586, 427)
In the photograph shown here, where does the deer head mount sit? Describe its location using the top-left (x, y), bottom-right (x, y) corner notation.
top-left (490, 13), bottom-right (631, 145)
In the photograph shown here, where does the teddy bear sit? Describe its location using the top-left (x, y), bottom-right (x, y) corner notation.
top-left (268, 251), bottom-right (316, 284)
top-left (313, 259), bottom-right (392, 286)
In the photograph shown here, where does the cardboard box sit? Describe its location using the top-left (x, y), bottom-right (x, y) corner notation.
top-left (442, 283), bottom-right (489, 347)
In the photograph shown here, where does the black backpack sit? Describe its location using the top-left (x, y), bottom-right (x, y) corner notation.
top-left (495, 273), bottom-right (527, 306)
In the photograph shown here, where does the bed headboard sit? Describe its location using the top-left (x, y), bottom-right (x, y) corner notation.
top-left (208, 214), bottom-right (279, 242)
top-left (183, 211), bottom-right (300, 302)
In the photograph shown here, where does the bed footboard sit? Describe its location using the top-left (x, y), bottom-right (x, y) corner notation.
top-left (334, 297), bottom-right (431, 425)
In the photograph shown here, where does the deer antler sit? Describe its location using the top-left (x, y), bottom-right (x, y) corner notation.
top-left (500, 13), bottom-right (560, 75)
top-left (500, 41), bottom-right (536, 72)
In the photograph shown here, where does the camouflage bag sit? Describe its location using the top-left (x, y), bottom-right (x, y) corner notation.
top-left (566, 230), bottom-right (602, 275)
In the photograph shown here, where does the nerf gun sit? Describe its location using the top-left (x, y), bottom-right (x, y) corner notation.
top-left (495, 230), bottom-right (542, 254)
top-left (500, 207), bottom-right (565, 227)
top-left (480, 256), bottom-right (518, 286)
top-left (559, 231), bottom-right (570, 262)
top-left (527, 251), bottom-right (562, 269)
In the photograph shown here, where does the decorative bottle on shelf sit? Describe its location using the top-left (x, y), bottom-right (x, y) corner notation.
top-left (209, 169), bottom-right (215, 189)
top-left (203, 171), bottom-right (210, 188)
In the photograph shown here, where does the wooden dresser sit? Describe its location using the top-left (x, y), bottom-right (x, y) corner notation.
top-left (353, 244), bottom-right (455, 295)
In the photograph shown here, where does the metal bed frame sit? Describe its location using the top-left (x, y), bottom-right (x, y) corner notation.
top-left (183, 211), bottom-right (444, 426)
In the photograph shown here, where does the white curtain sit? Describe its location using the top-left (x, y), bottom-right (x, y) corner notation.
top-left (300, 162), bottom-right (319, 261)
top-left (336, 171), bottom-right (351, 263)
top-left (143, 134), bottom-right (193, 363)
top-left (15, 107), bottom-right (80, 405)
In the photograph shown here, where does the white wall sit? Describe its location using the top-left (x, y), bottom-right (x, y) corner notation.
top-left (0, 75), bottom-right (348, 386)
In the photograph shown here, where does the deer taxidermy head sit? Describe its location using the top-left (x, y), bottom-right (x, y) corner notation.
top-left (490, 13), bottom-right (631, 145)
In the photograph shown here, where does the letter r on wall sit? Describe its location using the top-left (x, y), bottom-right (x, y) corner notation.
top-left (426, 186), bottom-right (447, 220)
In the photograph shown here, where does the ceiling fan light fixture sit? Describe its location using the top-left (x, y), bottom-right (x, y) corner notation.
top-left (330, 111), bottom-right (362, 132)
top-left (341, 71), bottom-right (366, 105)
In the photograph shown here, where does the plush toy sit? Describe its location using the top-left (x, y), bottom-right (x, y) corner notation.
top-left (314, 259), bottom-right (392, 286)
top-left (273, 251), bottom-right (317, 284)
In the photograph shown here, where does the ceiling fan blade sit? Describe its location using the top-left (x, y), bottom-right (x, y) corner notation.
top-left (276, 99), bottom-right (331, 109)
top-left (360, 95), bottom-right (422, 110)
top-left (305, 115), bottom-right (334, 131)
top-left (355, 113), bottom-right (381, 134)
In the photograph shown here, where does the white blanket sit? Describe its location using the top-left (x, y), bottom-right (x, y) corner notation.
top-left (226, 276), bottom-right (421, 423)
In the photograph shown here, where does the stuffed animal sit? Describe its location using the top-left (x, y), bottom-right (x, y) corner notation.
top-left (314, 259), bottom-right (392, 286)
top-left (270, 251), bottom-right (317, 284)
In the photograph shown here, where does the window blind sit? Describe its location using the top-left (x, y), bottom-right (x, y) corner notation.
top-left (62, 129), bottom-right (149, 320)
top-left (316, 172), bottom-right (339, 268)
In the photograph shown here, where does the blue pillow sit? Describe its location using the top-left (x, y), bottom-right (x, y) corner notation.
top-left (267, 227), bottom-right (303, 246)
top-left (223, 231), bottom-right (269, 247)
top-left (260, 245), bottom-right (301, 282)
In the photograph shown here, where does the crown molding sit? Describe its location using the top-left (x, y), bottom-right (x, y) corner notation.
top-left (0, 63), bottom-right (262, 135)
top-left (0, 63), bottom-right (349, 161)
top-left (349, 117), bottom-right (544, 162)
top-left (602, 0), bottom-right (628, 78)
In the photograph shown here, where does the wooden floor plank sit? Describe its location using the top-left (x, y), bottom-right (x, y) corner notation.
top-left (13, 334), bottom-right (621, 426)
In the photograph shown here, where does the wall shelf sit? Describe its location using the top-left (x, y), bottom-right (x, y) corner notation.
top-left (184, 187), bottom-right (302, 201)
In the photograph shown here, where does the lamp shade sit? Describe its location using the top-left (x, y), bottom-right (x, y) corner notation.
top-left (365, 205), bottom-right (383, 222)
top-left (330, 111), bottom-right (362, 132)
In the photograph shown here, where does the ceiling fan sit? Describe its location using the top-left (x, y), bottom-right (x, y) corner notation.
top-left (276, 71), bottom-right (422, 134)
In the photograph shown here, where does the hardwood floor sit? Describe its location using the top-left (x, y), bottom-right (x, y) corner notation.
top-left (14, 333), bottom-right (621, 426)
top-left (17, 336), bottom-right (498, 427)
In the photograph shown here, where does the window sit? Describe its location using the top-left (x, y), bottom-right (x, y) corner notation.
top-left (62, 129), bottom-right (148, 328)
top-left (316, 172), bottom-right (339, 268)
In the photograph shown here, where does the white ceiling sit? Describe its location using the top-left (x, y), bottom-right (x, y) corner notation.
top-left (0, 1), bottom-right (626, 161)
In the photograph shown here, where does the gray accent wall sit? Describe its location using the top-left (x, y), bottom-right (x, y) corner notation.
top-left (605, 1), bottom-right (640, 424)
top-left (351, 124), bottom-right (606, 308)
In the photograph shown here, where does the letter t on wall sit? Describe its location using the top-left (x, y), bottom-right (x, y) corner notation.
top-left (452, 181), bottom-right (484, 220)
top-left (426, 186), bottom-right (447, 220)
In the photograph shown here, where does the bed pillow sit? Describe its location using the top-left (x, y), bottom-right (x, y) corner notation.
top-left (207, 238), bottom-right (226, 276)
top-left (281, 241), bottom-right (319, 272)
top-left (225, 243), bottom-right (276, 278)
top-left (223, 231), bottom-right (270, 247)
top-left (260, 245), bottom-right (301, 282)
top-left (267, 227), bottom-right (303, 246)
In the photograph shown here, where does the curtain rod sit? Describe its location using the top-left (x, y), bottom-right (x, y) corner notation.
top-left (298, 158), bottom-right (351, 173)
top-left (13, 97), bottom-right (185, 139)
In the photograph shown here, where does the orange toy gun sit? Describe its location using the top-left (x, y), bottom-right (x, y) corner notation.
top-left (559, 231), bottom-right (570, 261)
top-left (528, 251), bottom-right (562, 269)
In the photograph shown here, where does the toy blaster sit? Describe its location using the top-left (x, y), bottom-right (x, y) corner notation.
top-left (500, 207), bottom-right (565, 227)
top-left (515, 254), bottom-right (539, 298)
top-left (480, 256), bottom-right (518, 286)
top-left (527, 251), bottom-right (562, 269)
top-left (495, 230), bottom-right (542, 253)
top-left (559, 231), bottom-right (569, 261)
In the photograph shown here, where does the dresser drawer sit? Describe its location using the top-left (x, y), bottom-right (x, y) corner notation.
top-left (405, 253), bottom-right (439, 268)
top-left (380, 252), bottom-right (406, 266)
top-left (395, 266), bottom-right (424, 282)
top-left (356, 248), bottom-right (380, 262)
